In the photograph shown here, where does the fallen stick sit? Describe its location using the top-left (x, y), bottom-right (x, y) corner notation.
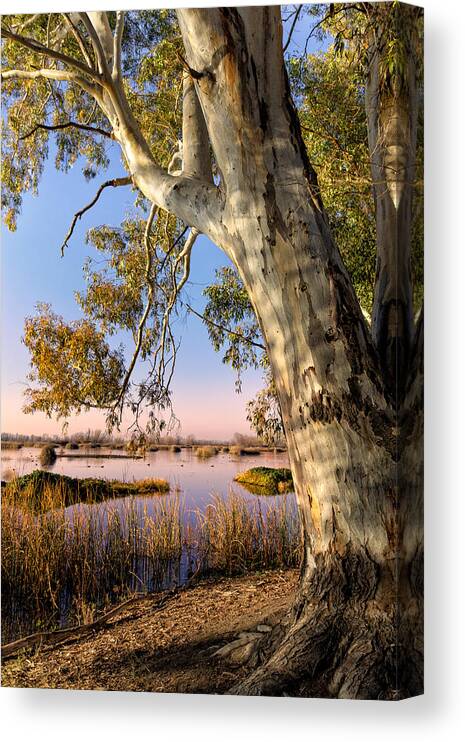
top-left (1, 578), bottom-right (193, 660)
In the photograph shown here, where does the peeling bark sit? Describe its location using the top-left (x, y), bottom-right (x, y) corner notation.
top-left (366, 7), bottom-right (422, 392)
top-left (3, 6), bottom-right (423, 699)
top-left (176, 5), bottom-right (423, 699)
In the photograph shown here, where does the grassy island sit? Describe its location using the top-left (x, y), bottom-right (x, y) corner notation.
top-left (234, 467), bottom-right (294, 495)
top-left (2, 470), bottom-right (169, 511)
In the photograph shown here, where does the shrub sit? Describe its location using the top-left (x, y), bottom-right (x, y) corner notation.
top-left (39, 445), bottom-right (57, 466)
top-left (229, 445), bottom-right (244, 456)
top-left (195, 445), bottom-right (218, 459)
top-left (65, 441), bottom-right (79, 450)
top-left (234, 467), bottom-right (294, 495)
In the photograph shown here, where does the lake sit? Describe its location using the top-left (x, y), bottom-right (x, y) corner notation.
top-left (1, 446), bottom-right (299, 643)
top-left (1, 445), bottom-right (293, 510)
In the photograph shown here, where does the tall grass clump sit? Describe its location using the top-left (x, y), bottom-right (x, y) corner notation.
top-left (39, 445), bottom-right (56, 466)
top-left (1, 488), bottom-right (183, 643)
top-left (195, 493), bottom-right (300, 576)
top-left (195, 445), bottom-right (218, 459)
top-left (1, 480), bottom-right (301, 644)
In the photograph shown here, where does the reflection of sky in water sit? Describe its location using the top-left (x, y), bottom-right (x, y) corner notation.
top-left (2, 448), bottom-right (298, 641)
top-left (2, 447), bottom-right (295, 518)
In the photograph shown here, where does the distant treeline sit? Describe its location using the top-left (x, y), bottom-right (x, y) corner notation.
top-left (1, 429), bottom-right (285, 449)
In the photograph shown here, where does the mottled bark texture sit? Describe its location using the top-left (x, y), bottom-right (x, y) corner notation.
top-left (366, 5), bottom-right (422, 393)
top-left (5, 5), bottom-right (422, 699)
top-left (175, 5), bottom-right (423, 699)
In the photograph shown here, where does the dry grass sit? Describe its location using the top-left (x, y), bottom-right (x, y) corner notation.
top-left (4, 470), bottom-right (170, 511)
top-left (1, 480), bottom-right (300, 644)
top-left (195, 493), bottom-right (299, 575)
top-left (195, 445), bottom-right (219, 459)
top-left (1, 492), bottom-right (183, 643)
top-left (39, 445), bottom-right (57, 466)
top-left (228, 445), bottom-right (259, 456)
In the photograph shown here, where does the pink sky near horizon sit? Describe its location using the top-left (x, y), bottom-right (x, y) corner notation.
top-left (0, 375), bottom-right (261, 441)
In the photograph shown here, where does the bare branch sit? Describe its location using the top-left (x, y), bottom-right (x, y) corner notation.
top-left (1, 26), bottom-right (103, 84)
top-left (1, 68), bottom-right (100, 98)
top-left (113, 12), bottom-right (125, 80)
top-left (283, 5), bottom-right (303, 54)
top-left (114, 203), bottom-right (158, 414)
top-left (151, 228), bottom-right (199, 395)
top-left (19, 120), bottom-right (114, 142)
top-left (60, 176), bottom-right (132, 256)
top-left (185, 303), bottom-right (266, 351)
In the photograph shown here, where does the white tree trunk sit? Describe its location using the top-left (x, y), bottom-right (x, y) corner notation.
top-left (176, 6), bottom-right (423, 698)
top-left (365, 8), bottom-right (421, 389)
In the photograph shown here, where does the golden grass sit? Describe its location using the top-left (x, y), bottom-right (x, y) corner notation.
top-left (1, 480), bottom-right (300, 643)
top-left (4, 471), bottom-right (170, 511)
top-left (195, 493), bottom-right (299, 576)
top-left (195, 445), bottom-right (219, 459)
top-left (234, 467), bottom-right (294, 495)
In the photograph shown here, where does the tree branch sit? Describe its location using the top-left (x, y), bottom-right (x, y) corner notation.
top-left (87, 11), bottom-right (114, 67)
top-left (182, 71), bottom-right (213, 181)
top-left (1, 68), bottom-right (100, 98)
top-left (61, 13), bottom-right (94, 69)
top-left (4, 14), bottom-right (226, 243)
top-left (19, 121), bottom-right (113, 142)
top-left (77, 12), bottom-right (111, 80)
top-left (283, 5), bottom-right (303, 54)
top-left (114, 203), bottom-right (158, 415)
top-left (60, 176), bottom-right (132, 256)
top-left (185, 303), bottom-right (266, 351)
top-left (113, 12), bottom-right (125, 80)
top-left (1, 26), bottom-right (103, 84)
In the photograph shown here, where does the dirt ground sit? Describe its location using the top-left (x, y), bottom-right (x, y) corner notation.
top-left (1, 569), bottom-right (298, 694)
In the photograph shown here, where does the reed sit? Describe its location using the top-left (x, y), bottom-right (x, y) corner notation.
top-left (195, 445), bottom-right (218, 459)
top-left (195, 493), bottom-right (300, 575)
top-left (1, 490), bottom-right (183, 642)
top-left (39, 445), bottom-right (56, 466)
top-left (1, 481), bottom-right (300, 643)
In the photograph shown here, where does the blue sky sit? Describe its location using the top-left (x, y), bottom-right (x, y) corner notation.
top-left (1, 5), bottom-right (326, 440)
top-left (1, 148), bottom-right (265, 439)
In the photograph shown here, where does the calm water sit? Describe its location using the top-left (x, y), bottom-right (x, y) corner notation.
top-left (2, 446), bottom-right (298, 642)
top-left (1, 446), bottom-right (293, 512)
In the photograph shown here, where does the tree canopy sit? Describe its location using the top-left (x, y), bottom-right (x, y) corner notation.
top-left (1, 4), bottom-right (423, 440)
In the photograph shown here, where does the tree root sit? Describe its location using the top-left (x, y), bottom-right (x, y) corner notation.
top-left (227, 599), bottom-right (423, 699)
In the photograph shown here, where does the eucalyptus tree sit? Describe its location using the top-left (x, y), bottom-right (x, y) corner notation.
top-left (1, 3), bottom-right (423, 699)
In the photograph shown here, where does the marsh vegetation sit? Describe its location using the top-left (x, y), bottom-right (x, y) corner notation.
top-left (1, 472), bottom-right (299, 644)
